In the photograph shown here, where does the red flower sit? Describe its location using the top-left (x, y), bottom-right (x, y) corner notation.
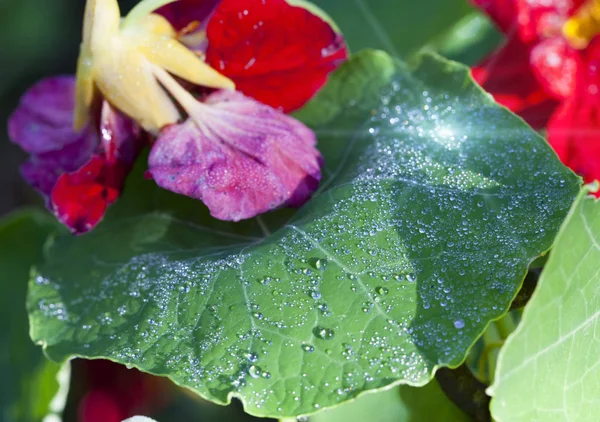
top-left (205, 0), bottom-right (347, 112)
top-left (8, 0), bottom-right (347, 233)
top-left (77, 360), bottom-right (171, 422)
top-left (472, 0), bottom-right (600, 188)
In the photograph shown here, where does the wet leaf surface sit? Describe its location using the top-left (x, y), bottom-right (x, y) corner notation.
top-left (28, 50), bottom-right (579, 418)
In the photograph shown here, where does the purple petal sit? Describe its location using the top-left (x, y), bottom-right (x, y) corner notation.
top-left (148, 90), bottom-right (322, 221)
top-left (8, 76), bottom-right (82, 154)
top-left (20, 130), bottom-right (98, 197)
top-left (156, 0), bottom-right (220, 30)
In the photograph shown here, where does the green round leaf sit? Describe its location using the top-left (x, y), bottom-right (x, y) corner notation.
top-left (28, 50), bottom-right (579, 418)
top-left (490, 186), bottom-right (600, 421)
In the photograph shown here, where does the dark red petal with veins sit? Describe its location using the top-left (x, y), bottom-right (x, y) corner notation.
top-left (51, 104), bottom-right (142, 235)
top-left (156, 0), bottom-right (220, 30)
top-left (530, 37), bottom-right (579, 99)
top-left (148, 90), bottom-right (322, 221)
top-left (8, 76), bottom-right (83, 154)
top-left (548, 39), bottom-right (600, 192)
top-left (472, 36), bottom-right (559, 129)
top-left (206, 0), bottom-right (347, 112)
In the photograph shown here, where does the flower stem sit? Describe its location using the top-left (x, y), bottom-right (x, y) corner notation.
top-left (435, 364), bottom-right (491, 421)
top-left (256, 216), bottom-right (272, 237)
top-left (122, 0), bottom-right (179, 29)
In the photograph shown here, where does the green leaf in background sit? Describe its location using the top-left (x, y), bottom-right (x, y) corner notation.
top-left (489, 186), bottom-right (600, 421)
top-left (0, 210), bottom-right (68, 422)
top-left (310, 381), bottom-right (468, 422)
top-left (310, 0), bottom-right (495, 60)
top-left (28, 50), bottom-right (579, 418)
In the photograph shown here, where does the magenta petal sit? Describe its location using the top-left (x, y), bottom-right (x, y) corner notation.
top-left (148, 90), bottom-right (322, 221)
top-left (8, 76), bottom-right (82, 154)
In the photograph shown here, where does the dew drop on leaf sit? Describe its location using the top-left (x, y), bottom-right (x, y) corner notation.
top-left (313, 326), bottom-right (335, 340)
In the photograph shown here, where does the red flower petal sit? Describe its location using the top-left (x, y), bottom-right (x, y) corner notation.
top-left (51, 155), bottom-right (121, 234)
top-left (472, 36), bottom-right (559, 129)
top-left (148, 90), bottom-right (322, 221)
top-left (78, 390), bottom-right (124, 422)
top-left (51, 104), bottom-right (142, 234)
top-left (530, 37), bottom-right (579, 99)
top-left (473, 0), bottom-right (582, 42)
top-left (206, 0), bottom-right (347, 112)
top-left (548, 39), bottom-right (600, 190)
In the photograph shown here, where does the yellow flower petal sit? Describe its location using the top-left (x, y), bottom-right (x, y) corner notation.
top-left (563, 0), bottom-right (600, 49)
top-left (131, 15), bottom-right (235, 90)
top-left (93, 40), bottom-right (181, 132)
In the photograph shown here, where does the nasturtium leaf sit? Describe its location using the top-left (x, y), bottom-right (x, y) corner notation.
top-left (0, 210), bottom-right (68, 422)
top-left (28, 50), bottom-right (579, 418)
top-left (489, 186), bottom-right (600, 422)
top-left (310, 381), bottom-right (468, 422)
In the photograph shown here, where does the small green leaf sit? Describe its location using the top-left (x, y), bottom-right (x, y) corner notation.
top-left (310, 381), bottom-right (468, 422)
top-left (28, 50), bottom-right (579, 418)
top-left (0, 209), bottom-right (67, 422)
top-left (490, 185), bottom-right (600, 421)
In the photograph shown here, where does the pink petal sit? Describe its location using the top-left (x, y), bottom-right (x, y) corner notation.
top-left (148, 90), bottom-right (322, 221)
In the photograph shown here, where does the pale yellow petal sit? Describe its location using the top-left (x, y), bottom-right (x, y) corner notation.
top-left (85, 0), bottom-right (121, 53)
top-left (93, 40), bottom-right (180, 133)
top-left (140, 36), bottom-right (235, 90)
top-left (74, 50), bottom-right (95, 131)
top-left (128, 14), bottom-right (234, 90)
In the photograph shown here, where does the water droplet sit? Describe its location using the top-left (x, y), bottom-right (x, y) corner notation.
top-left (454, 319), bottom-right (465, 329)
top-left (301, 344), bottom-right (315, 353)
top-left (375, 286), bottom-right (389, 296)
top-left (308, 289), bottom-right (322, 300)
top-left (248, 365), bottom-right (261, 379)
top-left (313, 326), bottom-right (335, 340)
top-left (309, 257), bottom-right (328, 270)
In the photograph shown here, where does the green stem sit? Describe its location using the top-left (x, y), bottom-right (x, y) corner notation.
top-left (122, 0), bottom-right (179, 29)
top-left (494, 313), bottom-right (515, 341)
top-left (436, 364), bottom-right (491, 422)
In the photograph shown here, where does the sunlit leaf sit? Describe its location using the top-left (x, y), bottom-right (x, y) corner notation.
top-left (490, 186), bottom-right (600, 422)
top-left (28, 50), bottom-right (578, 418)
